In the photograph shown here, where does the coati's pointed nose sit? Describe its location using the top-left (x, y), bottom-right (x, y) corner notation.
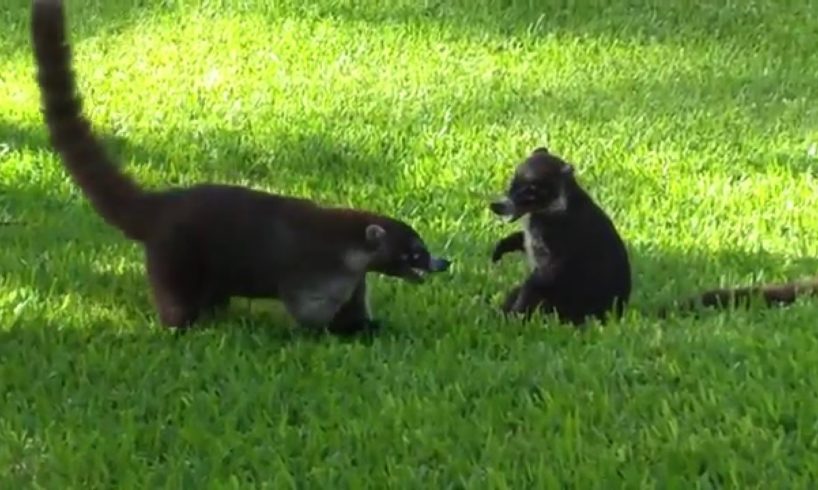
top-left (430, 257), bottom-right (451, 272)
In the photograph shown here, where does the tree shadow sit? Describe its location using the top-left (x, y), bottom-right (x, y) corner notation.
top-left (0, 109), bottom-right (402, 203)
top-left (4, 0), bottom-right (809, 62)
top-left (1, 0), bottom-right (165, 57)
top-left (265, 0), bottom-right (806, 47)
top-left (0, 120), bottom-right (152, 164)
top-left (392, 68), bottom-right (818, 178)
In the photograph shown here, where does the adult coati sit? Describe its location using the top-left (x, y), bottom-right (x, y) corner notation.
top-left (31, 0), bottom-right (450, 334)
top-left (490, 147), bottom-right (818, 326)
top-left (489, 147), bottom-right (632, 326)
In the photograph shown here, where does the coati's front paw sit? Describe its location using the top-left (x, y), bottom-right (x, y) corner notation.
top-left (327, 318), bottom-right (382, 337)
top-left (500, 285), bottom-right (522, 313)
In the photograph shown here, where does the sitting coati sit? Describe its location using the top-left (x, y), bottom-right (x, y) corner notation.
top-left (31, 0), bottom-right (450, 334)
top-left (490, 147), bottom-right (818, 326)
top-left (489, 147), bottom-right (632, 326)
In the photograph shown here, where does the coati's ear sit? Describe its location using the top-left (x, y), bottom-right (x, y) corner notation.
top-left (532, 147), bottom-right (549, 154)
top-left (365, 224), bottom-right (387, 248)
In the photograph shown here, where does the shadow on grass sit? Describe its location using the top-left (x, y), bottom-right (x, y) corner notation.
top-left (408, 69), bottom-right (818, 178)
top-left (265, 0), bottom-right (805, 47)
top-left (4, 119), bottom-right (817, 339)
top-left (4, 0), bottom-right (808, 62)
top-left (1, 0), bottom-right (166, 55)
top-left (0, 116), bottom-right (438, 216)
top-left (3, 138), bottom-right (818, 339)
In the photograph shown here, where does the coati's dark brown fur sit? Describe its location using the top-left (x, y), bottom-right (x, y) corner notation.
top-left (31, 0), bottom-right (450, 334)
top-left (489, 147), bottom-right (632, 326)
top-left (490, 148), bottom-right (818, 326)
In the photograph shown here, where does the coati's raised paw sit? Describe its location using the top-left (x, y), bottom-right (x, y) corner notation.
top-left (490, 232), bottom-right (523, 264)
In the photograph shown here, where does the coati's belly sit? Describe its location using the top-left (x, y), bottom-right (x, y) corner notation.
top-left (284, 273), bottom-right (362, 326)
top-left (521, 215), bottom-right (547, 271)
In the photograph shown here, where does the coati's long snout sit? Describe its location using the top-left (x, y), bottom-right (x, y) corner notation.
top-left (366, 218), bottom-right (452, 283)
top-left (395, 256), bottom-right (452, 283)
top-left (489, 197), bottom-right (521, 221)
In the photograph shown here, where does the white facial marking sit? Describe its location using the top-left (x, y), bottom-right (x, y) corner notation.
top-left (343, 249), bottom-right (373, 271)
top-left (545, 185), bottom-right (567, 213)
top-left (517, 165), bottom-right (537, 181)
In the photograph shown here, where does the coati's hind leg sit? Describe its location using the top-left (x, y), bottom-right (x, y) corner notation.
top-left (327, 277), bottom-right (379, 336)
top-left (145, 242), bottom-right (207, 329)
top-left (501, 285), bottom-right (523, 313)
top-left (501, 277), bottom-right (553, 319)
top-left (147, 271), bottom-right (201, 328)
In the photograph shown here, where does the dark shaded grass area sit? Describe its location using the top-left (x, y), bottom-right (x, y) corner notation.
top-left (3, 116), bottom-right (817, 329)
top-left (2, 0), bottom-right (814, 59)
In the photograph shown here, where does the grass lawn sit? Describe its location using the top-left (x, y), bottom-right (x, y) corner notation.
top-left (2, 0), bottom-right (818, 486)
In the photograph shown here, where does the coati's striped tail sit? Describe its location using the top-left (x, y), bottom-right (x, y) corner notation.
top-left (658, 278), bottom-right (818, 317)
top-left (31, 0), bottom-right (154, 241)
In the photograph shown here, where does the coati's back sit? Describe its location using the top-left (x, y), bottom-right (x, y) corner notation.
top-left (578, 188), bottom-right (631, 291)
top-left (139, 184), bottom-right (390, 292)
top-left (537, 188), bottom-right (632, 319)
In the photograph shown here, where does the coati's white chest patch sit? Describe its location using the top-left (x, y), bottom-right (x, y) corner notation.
top-left (343, 249), bottom-right (374, 271)
top-left (521, 214), bottom-right (549, 271)
top-left (288, 274), bottom-right (363, 327)
top-left (285, 248), bottom-right (375, 327)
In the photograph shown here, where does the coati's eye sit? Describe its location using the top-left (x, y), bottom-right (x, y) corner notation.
top-left (517, 184), bottom-right (539, 200)
top-left (400, 253), bottom-right (409, 262)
